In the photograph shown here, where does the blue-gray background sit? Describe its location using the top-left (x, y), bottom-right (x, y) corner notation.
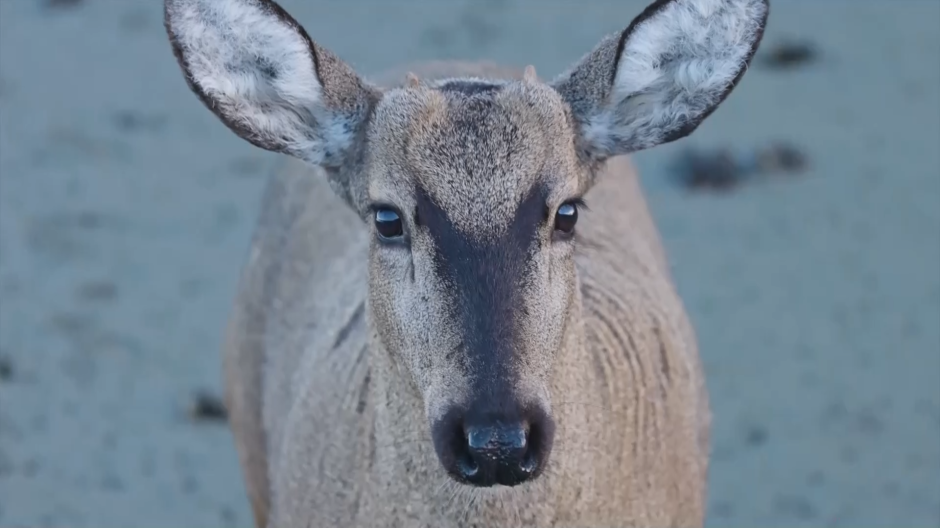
top-left (0, 1), bottom-right (938, 526)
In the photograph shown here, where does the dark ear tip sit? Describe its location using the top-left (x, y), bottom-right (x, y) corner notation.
top-left (162, 0), bottom-right (180, 25)
top-left (162, 3), bottom-right (189, 80)
top-left (162, 0), bottom-right (173, 30)
top-left (162, 0), bottom-right (187, 47)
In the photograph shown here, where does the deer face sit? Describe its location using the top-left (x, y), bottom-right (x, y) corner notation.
top-left (164, 0), bottom-right (768, 487)
top-left (363, 79), bottom-right (584, 486)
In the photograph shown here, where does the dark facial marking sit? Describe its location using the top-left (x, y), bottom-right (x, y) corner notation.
top-left (332, 301), bottom-right (365, 350)
top-left (415, 184), bottom-right (549, 398)
top-left (355, 367), bottom-right (371, 414)
top-left (437, 80), bottom-right (503, 97)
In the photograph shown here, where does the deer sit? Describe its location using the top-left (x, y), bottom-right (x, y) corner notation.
top-left (163, 0), bottom-right (768, 526)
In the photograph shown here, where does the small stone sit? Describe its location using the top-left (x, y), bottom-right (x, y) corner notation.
top-left (761, 40), bottom-right (818, 69)
top-left (756, 142), bottom-right (809, 174)
top-left (188, 390), bottom-right (227, 422)
top-left (672, 148), bottom-right (748, 192)
top-left (0, 356), bottom-right (12, 381)
top-left (744, 424), bottom-right (768, 447)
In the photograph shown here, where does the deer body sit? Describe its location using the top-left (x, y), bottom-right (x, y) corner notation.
top-left (165, 1), bottom-right (768, 526)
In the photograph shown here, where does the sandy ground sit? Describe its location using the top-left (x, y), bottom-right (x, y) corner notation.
top-left (0, 0), bottom-right (938, 526)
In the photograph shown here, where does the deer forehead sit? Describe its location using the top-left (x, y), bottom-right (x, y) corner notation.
top-left (367, 79), bottom-right (582, 237)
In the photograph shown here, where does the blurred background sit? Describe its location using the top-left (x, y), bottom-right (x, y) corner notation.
top-left (0, 0), bottom-right (937, 526)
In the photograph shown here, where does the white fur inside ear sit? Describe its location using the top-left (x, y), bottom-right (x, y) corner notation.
top-left (585, 0), bottom-right (767, 154)
top-left (166, 0), bottom-right (331, 161)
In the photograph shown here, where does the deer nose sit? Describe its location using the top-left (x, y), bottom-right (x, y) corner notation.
top-left (456, 421), bottom-right (540, 487)
top-left (431, 404), bottom-right (555, 488)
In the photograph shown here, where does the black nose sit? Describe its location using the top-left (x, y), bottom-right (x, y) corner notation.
top-left (461, 423), bottom-right (534, 484)
top-left (432, 407), bottom-right (554, 487)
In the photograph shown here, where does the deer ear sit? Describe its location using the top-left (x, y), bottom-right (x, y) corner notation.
top-left (164, 0), bottom-right (378, 168)
top-left (552, 0), bottom-right (769, 160)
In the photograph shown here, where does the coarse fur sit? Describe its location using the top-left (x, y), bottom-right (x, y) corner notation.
top-left (164, 0), bottom-right (768, 526)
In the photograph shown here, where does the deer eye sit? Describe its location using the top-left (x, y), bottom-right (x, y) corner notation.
top-left (554, 202), bottom-right (578, 234)
top-left (374, 208), bottom-right (404, 240)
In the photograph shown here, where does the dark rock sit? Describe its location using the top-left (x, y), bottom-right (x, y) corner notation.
top-left (761, 40), bottom-right (819, 70)
top-left (672, 142), bottom-right (809, 192)
top-left (0, 356), bottom-right (12, 381)
top-left (744, 424), bottom-right (769, 447)
top-left (756, 142), bottom-right (810, 174)
top-left (672, 147), bottom-right (748, 191)
top-left (188, 391), bottom-right (228, 423)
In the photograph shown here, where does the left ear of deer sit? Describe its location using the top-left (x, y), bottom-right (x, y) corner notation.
top-left (552, 0), bottom-right (769, 160)
top-left (163, 0), bottom-right (377, 168)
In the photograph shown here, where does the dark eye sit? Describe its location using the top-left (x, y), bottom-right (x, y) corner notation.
top-left (554, 202), bottom-right (578, 234)
top-left (374, 208), bottom-right (404, 240)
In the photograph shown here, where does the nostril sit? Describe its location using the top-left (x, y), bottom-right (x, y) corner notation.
top-left (520, 452), bottom-right (538, 474)
top-left (433, 408), bottom-right (553, 487)
top-left (457, 457), bottom-right (478, 479)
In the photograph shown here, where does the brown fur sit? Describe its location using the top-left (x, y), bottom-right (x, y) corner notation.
top-left (164, 0), bottom-right (769, 525)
